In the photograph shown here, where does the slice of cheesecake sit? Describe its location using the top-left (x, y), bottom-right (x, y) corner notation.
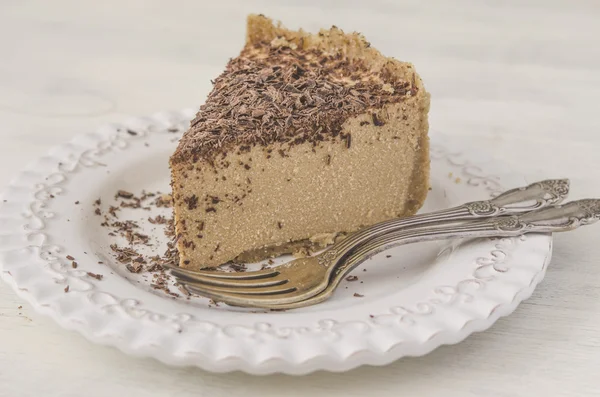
top-left (170, 14), bottom-right (430, 270)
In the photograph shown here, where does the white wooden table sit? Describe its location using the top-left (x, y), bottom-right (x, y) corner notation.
top-left (1, 1), bottom-right (599, 395)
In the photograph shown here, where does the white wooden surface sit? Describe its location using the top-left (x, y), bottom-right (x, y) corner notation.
top-left (1, 0), bottom-right (599, 395)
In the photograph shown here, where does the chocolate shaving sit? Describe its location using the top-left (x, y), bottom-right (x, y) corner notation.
top-left (371, 113), bottom-right (385, 126)
top-left (126, 263), bottom-right (144, 273)
top-left (154, 195), bottom-right (172, 208)
top-left (110, 244), bottom-right (139, 264)
top-left (108, 206), bottom-right (120, 218)
top-left (148, 215), bottom-right (168, 224)
top-left (184, 195), bottom-right (198, 210)
top-left (87, 272), bottom-right (103, 281)
top-left (116, 190), bottom-right (134, 199)
top-left (225, 263), bottom-right (247, 272)
top-left (171, 28), bottom-right (414, 164)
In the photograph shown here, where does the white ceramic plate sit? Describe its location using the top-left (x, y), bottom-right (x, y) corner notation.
top-left (0, 109), bottom-right (551, 375)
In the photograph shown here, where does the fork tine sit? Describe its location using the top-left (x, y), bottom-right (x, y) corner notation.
top-left (175, 273), bottom-right (288, 288)
top-left (184, 282), bottom-right (296, 296)
top-left (165, 264), bottom-right (280, 280)
top-left (185, 285), bottom-right (307, 307)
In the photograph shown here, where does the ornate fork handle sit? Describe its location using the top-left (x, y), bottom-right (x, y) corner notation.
top-left (319, 178), bottom-right (569, 267)
top-left (333, 199), bottom-right (600, 277)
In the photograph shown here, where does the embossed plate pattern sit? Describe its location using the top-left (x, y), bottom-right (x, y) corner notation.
top-left (0, 110), bottom-right (552, 375)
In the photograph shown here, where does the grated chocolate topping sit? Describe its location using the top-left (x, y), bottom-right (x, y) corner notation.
top-left (171, 33), bottom-right (415, 164)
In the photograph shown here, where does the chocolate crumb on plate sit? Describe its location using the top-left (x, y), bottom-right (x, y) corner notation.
top-left (126, 263), bottom-right (144, 273)
top-left (353, 293), bottom-right (364, 298)
top-left (177, 284), bottom-right (191, 296)
top-left (86, 272), bottom-right (104, 281)
top-left (108, 205), bottom-right (120, 218)
top-left (223, 262), bottom-right (247, 272)
top-left (345, 275), bottom-right (358, 282)
top-left (116, 190), bottom-right (134, 199)
top-left (148, 215), bottom-right (168, 224)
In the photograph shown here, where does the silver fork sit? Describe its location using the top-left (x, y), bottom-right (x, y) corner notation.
top-left (168, 179), bottom-right (569, 306)
top-left (185, 198), bottom-right (600, 309)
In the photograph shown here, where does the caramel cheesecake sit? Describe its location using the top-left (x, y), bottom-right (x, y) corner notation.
top-left (170, 14), bottom-right (430, 270)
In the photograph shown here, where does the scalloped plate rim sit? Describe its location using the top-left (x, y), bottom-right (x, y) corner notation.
top-left (0, 109), bottom-right (552, 375)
